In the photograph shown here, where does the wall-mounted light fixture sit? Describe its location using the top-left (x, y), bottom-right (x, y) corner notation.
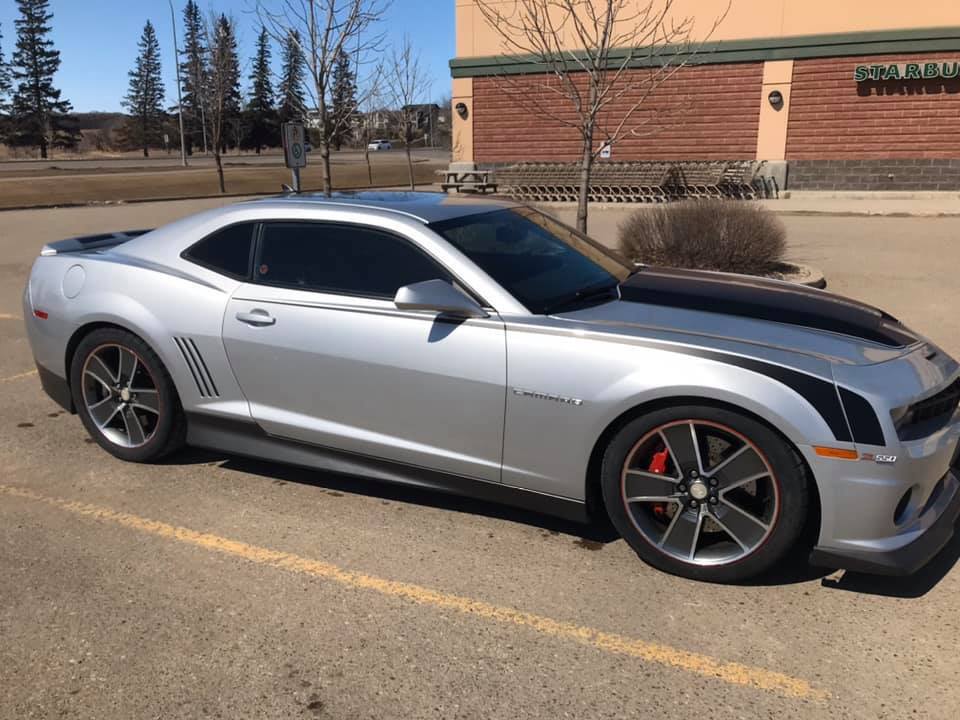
top-left (455, 102), bottom-right (469, 119)
top-left (768, 90), bottom-right (784, 108)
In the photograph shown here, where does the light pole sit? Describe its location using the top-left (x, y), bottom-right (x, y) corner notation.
top-left (169, 0), bottom-right (188, 166)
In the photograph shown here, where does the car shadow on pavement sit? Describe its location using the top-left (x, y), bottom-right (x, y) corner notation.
top-left (193, 451), bottom-right (621, 545)
top-left (817, 520), bottom-right (960, 598)
top-left (163, 449), bottom-right (958, 594)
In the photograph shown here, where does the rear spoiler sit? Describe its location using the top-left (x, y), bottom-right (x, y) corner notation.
top-left (40, 229), bottom-right (153, 256)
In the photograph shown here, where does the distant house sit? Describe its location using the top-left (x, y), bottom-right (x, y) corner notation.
top-left (400, 104), bottom-right (449, 148)
top-left (357, 109), bottom-right (392, 134)
top-left (304, 109), bottom-right (323, 130)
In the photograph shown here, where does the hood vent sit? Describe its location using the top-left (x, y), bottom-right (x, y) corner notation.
top-left (174, 337), bottom-right (220, 398)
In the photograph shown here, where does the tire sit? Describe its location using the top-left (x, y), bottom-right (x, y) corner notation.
top-left (600, 405), bottom-right (808, 583)
top-left (70, 328), bottom-right (186, 463)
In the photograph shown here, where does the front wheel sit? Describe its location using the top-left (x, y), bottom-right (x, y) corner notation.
top-left (600, 405), bottom-right (809, 582)
top-left (70, 328), bottom-right (186, 462)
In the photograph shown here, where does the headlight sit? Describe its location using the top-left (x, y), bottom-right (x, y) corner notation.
top-left (890, 405), bottom-right (915, 433)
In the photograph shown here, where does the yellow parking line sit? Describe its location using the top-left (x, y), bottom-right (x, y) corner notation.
top-left (0, 369), bottom-right (38, 383)
top-left (0, 313), bottom-right (18, 320)
top-left (0, 483), bottom-right (828, 701)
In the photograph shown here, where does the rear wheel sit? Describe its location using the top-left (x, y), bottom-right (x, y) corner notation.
top-left (600, 405), bottom-right (808, 582)
top-left (70, 328), bottom-right (186, 462)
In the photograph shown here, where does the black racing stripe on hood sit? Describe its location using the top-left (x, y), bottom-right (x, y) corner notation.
top-left (680, 346), bottom-right (853, 442)
top-left (619, 267), bottom-right (917, 348)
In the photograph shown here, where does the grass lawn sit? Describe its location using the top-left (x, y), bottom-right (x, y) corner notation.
top-left (0, 160), bottom-right (444, 209)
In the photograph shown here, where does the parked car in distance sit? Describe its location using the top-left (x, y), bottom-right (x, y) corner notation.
top-left (367, 139), bottom-right (392, 151)
top-left (23, 192), bottom-right (960, 583)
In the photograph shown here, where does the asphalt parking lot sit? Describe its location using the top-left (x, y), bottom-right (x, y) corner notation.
top-left (2, 199), bottom-right (960, 719)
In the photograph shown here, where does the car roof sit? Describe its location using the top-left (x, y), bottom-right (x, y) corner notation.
top-left (238, 191), bottom-right (520, 224)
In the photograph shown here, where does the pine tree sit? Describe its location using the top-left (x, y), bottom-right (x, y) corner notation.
top-left (213, 15), bottom-right (242, 152)
top-left (277, 30), bottom-right (306, 125)
top-left (120, 21), bottom-right (165, 158)
top-left (180, 0), bottom-right (207, 154)
top-left (9, 0), bottom-right (79, 158)
top-left (242, 26), bottom-right (278, 153)
top-left (0, 24), bottom-right (12, 116)
top-left (329, 49), bottom-right (357, 151)
top-left (0, 23), bottom-right (12, 143)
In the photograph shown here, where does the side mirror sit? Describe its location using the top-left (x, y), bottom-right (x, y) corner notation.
top-left (394, 279), bottom-right (488, 319)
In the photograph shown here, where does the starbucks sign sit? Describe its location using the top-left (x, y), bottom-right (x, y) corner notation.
top-left (854, 61), bottom-right (960, 82)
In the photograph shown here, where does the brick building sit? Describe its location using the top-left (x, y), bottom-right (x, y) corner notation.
top-left (450, 1), bottom-right (960, 191)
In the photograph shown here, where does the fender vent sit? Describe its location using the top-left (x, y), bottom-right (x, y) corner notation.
top-left (174, 337), bottom-right (220, 398)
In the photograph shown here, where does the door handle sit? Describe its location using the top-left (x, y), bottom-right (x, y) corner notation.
top-left (235, 309), bottom-right (276, 327)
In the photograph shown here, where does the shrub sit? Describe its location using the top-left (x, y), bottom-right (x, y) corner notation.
top-left (617, 200), bottom-right (788, 276)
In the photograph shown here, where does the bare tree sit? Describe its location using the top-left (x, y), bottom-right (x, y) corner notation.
top-left (256, 0), bottom-right (389, 195)
top-left (385, 36), bottom-right (432, 191)
top-left (356, 68), bottom-right (384, 186)
top-left (202, 13), bottom-right (239, 193)
top-left (474, 0), bottom-right (728, 232)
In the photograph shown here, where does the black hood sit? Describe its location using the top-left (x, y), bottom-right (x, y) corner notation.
top-left (618, 266), bottom-right (918, 348)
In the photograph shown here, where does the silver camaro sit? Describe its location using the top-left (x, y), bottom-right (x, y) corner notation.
top-left (23, 192), bottom-right (960, 582)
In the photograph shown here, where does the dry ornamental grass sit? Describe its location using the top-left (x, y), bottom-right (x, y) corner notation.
top-left (618, 200), bottom-right (788, 276)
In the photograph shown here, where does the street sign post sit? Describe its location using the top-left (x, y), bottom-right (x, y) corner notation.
top-left (282, 122), bottom-right (307, 192)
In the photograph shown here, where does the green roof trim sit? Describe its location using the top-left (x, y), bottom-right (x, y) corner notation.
top-left (450, 26), bottom-right (960, 77)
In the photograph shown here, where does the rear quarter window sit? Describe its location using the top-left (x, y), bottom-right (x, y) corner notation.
top-left (182, 222), bottom-right (257, 279)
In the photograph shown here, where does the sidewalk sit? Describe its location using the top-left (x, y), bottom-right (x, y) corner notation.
top-left (760, 191), bottom-right (960, 217)
top-left (532, 191), bottom-right (960, 219)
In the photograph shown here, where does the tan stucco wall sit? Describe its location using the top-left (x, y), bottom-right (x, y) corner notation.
top-left (756, 60), bottom-right (793, 161)
top-left (456, 0), bottom-right (960, 58)
top-left (451, 77), bottom-right (474, 162)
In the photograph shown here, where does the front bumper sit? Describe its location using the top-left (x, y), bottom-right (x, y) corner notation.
top-left (37, 364), bottom-right (74, 413)
top-left (801, 400), bottom-right (960, 575)
top-left (809, 469), bottom-right (960, 575)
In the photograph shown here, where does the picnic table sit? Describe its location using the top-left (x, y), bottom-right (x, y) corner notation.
top-left (439, 167), bottom-right (498, 194)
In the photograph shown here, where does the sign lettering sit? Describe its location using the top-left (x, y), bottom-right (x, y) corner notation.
top-left (282, 122), bottom-right (307, 169)
top-left (854, 60), bottom-right (960, 82)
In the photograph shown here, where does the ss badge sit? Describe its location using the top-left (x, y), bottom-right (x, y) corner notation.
top-left (862, 453), bottom-right (897, 464)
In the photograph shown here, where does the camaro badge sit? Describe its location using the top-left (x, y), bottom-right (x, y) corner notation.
top-left (512, 387), bottom-right (584, 406)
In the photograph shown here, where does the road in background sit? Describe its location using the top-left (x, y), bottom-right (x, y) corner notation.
top-left (1, 200), bottom-right (959, 719)
top-left (0, 148), bottom-right (450, 174)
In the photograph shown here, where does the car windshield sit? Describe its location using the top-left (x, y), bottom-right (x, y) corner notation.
top-left (429, 207), bottom-right (633, 314)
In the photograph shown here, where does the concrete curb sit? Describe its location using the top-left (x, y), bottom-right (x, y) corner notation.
top-left (7, 190), bottom-right (959, 218)
top-left (0, 191), bottom-right (268, 213)
top-left (764, 210), bottom-right (960, 218)
top-left (0, 184), bottom-right (421, 213)
top-left (784, 264), bottom-right (827, 289)
top-left (527, 199), bottom-right (960, 219)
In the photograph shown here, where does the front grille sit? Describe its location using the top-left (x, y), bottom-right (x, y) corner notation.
top-left (897, 378), bottom-right (960, 440)
top-left (912, 378), bottom-right (960, 424)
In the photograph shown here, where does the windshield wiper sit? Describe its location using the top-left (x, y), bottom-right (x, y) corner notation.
top-left (541, 280), bottom-right (620, 315)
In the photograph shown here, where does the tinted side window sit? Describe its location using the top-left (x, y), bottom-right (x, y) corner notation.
top-left (257, 222), bottom-right (450, 298)
top-left (184, 222), bottom-right (256, 279)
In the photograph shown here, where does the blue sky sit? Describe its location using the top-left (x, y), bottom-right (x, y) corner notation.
top-left (0, 1), bottom-right (455, 112)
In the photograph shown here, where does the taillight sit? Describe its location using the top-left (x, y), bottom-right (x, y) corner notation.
top-left (33, 309), bottom-right (49, 320)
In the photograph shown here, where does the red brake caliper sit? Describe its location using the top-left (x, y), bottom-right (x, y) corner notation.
top-left (648, 446), bottom-right (670, 519)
